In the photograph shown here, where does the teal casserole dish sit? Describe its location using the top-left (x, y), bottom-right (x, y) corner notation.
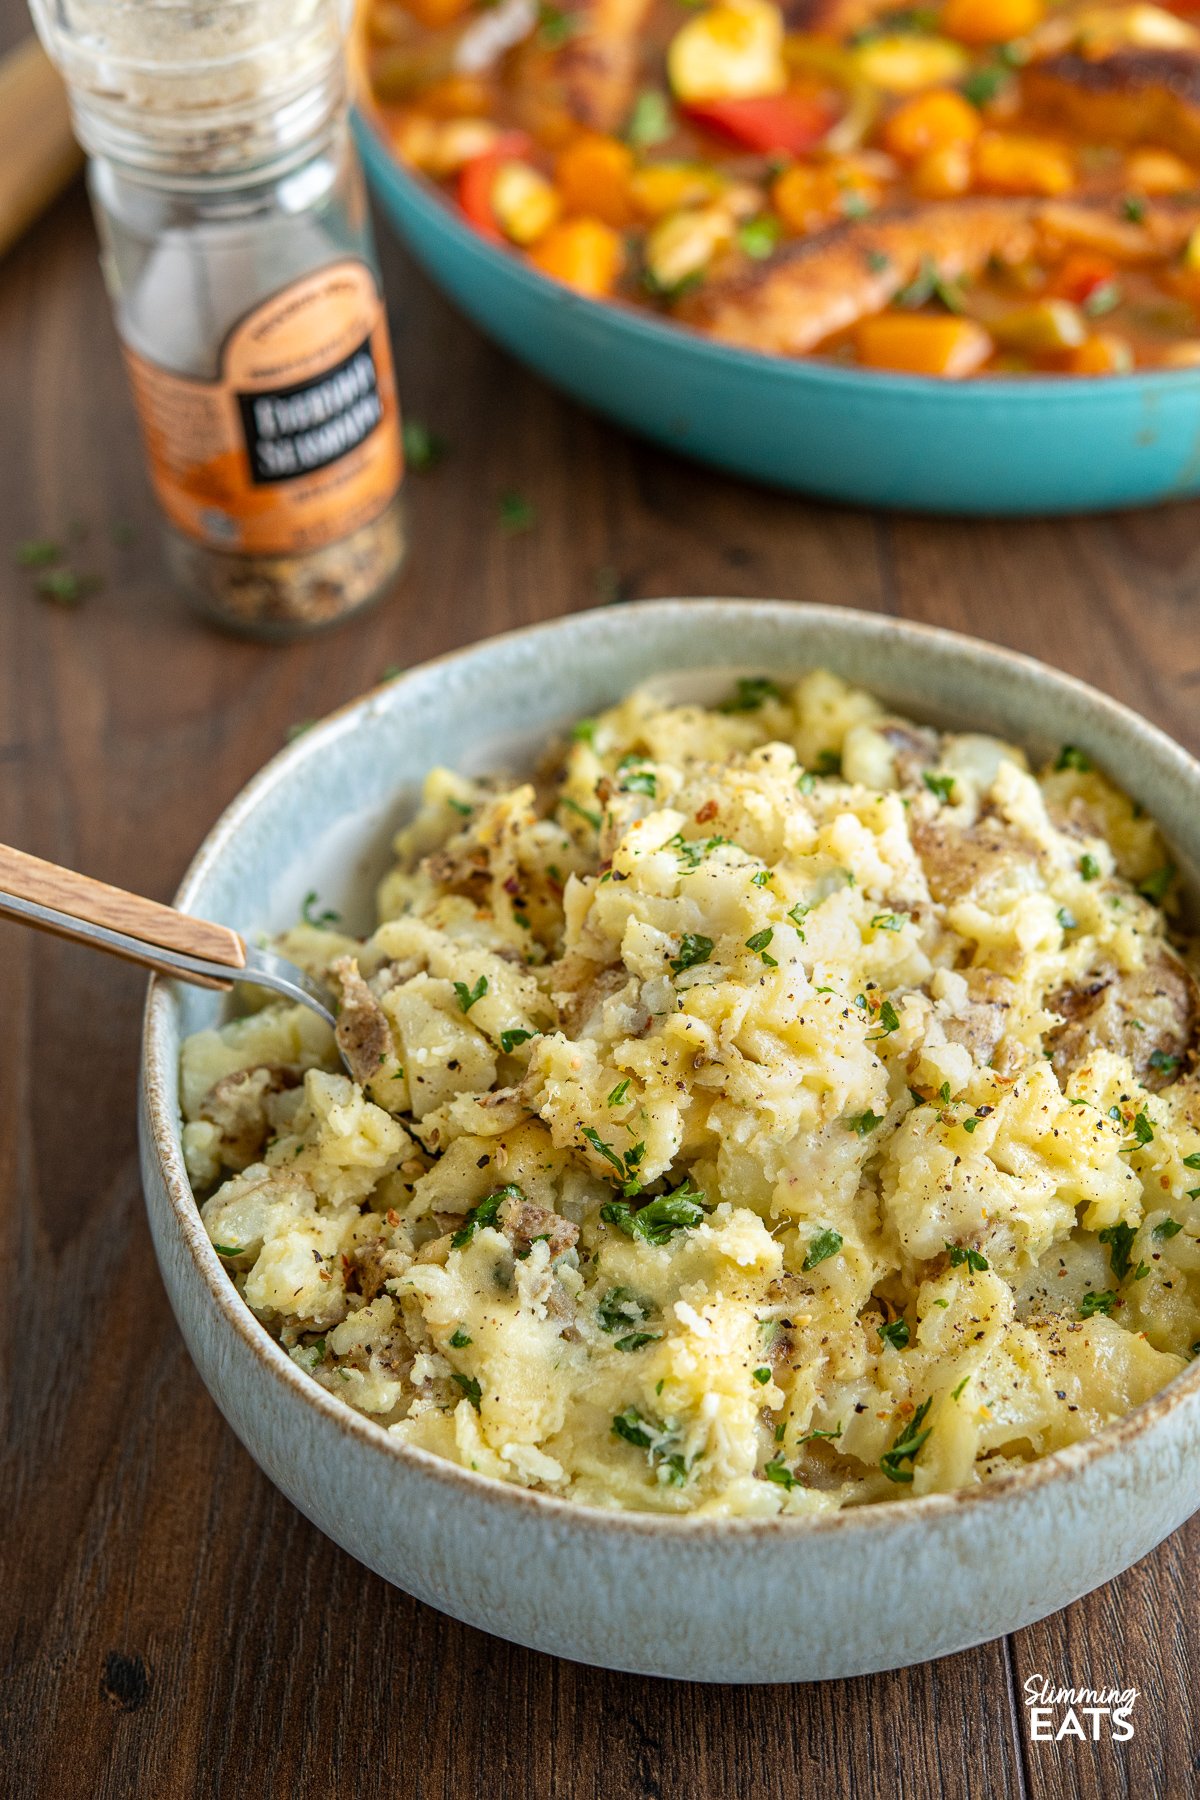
top-left (355, 110), bottom-right (1200, 517)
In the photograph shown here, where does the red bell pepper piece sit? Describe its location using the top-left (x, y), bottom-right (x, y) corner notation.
top-left (1050, 251), bottom-right (1119, 307)
top-left (457, 131), bottom-right (533, 241)
top-left (682, 94), bottom-right (835, 156)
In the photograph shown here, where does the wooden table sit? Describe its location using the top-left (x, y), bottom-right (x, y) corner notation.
top-left (3, 11), bottom-right (1199, 1795)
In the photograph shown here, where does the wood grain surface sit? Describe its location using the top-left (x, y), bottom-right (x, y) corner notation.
top-left (3, 6), bottom-right (1200, 1794)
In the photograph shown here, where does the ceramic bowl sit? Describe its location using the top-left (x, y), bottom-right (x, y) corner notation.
top-left (140, 600), bottom-right (1200, 1682)
top-left (352, 108), bottom-right (1200, 516)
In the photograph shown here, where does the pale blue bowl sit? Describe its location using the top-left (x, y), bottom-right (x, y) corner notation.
top-left (356, 109), bottom-right (1200, 515)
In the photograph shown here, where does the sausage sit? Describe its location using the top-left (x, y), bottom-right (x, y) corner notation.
top-left (499, 1194), bottom-right (581, 1257)
top-left (1024, 49), bottom-right (1200, 162)
top-left (330, 955), bottom-right (397, 1086)
top-left (679, 199), bottom-right (1041, 354)
top-left (678, 196), bottom-right (1200, 356)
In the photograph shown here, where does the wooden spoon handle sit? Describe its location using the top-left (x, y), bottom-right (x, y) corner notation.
top-left (0, 843), bottom-right (246, 970)
top-left (0, 38), bottom-right (83, 259)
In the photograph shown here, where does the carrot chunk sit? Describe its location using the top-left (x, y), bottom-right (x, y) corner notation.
top-left (528, 218), bottom-right (626, 296)
top-left (855, 312), bottom-right (994, 375)
top-left (883, 89), bottom-right (981, 161)
top-left (556, 135), bottom-right (636, 228)
top-left (941, 0), bottom-right (1043, 44)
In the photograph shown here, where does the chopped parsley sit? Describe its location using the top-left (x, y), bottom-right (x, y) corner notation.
top-left (803, 1227), bottom-right (843, 1270)
top-left (752, 1366), bottom-right (772, 1384)
top-left (452, 1372), bottom-right (482, 1409)
top-left (668, 831), bottom-right (731, 869)
top-left (670, 932), bottom-right (714, 974)
top-left (1121, 193), bottom-right (1147, 223)
top-left (738, 216), bottom-right (781, 260)
top-left (871, 912), bottom-right (906, 932)
top-left (961, 62), bottom-right (1010, 107)
top-left (1128, 1110), bottom-right (1154, 1148)
top-left (453, 974), bottom-right (488, 1013)
top-left (449, 1327), bottom-right (472, 1348)
top-left (571, 717), bottom-right (597, 746)
top-left (597, 1286), bottom-right (653, 1332)
top-left (402, 419), bottom-right (447, 472)
top-left (1054, 744), bottom-right (1092, 772)
top-left (786, 901), bottom-right (809, 936)
top-left (499, 1028), bottom-right (536, 1054)
top-left (450, 1184), bottom-right (523, 1249)
top-left (36, 568), bottom-right (99, 606)
top-left (866, 249), bottom-right (891, 273)
top-left (213, 1243), bottom-right (244, 1257)
top-left (1139, 864), bottom-right (1176, 904)
top-left (584, 1127), bottom-right (647, 1194)
top-left (601, 1181), bottom-right (707, 1243)
top-left (746, 927), bottom-right (777, 966)
top-left (750, 868), bottom-right (772, 888)
top-left (1184, 1153), bottom-right (1200, 1170)
top-left (537, 0), bottom-right (577, 42)
top-left (1149, 1048), bottom-right (1180, 1078)
top-left (796, 771), bottom-right (816, 796)
top-left (878, 1318), bottom-right (910, 1349)
top-left (1080, 1289), bottom-right (1117, 1319)
top-left (763, 1455), bottom-right (798, 1491)
top-left (880, 1397), bottom-right (933, 1484)
top-left (872, 999), bottom-right (901, 1037)
top-left (1099, 1221), bottom-right (1137, 1282)
top-left (923, 771), bottom-right (955, 804)
top-left (560, 795), bottom-right (601, 830)
top-left (1057, 907), bottom-right (1077, 932)
top-left (626, 88), bottom-right (673, 149)
top-left (962, 1116), bottom-right (979, 1134)
top-left (847, 1110), bottom-right (883, 1136)
top-left (301, 890), bottom-right (340, 929)
top-left (946, 1243), bottom-right (989, 1272)
top-left (1079, 853), bottom-right (1100, 881)
top-left (611, 1408), bottom-right (690, 1485)
top-left (718, 675), bottom-right (783, 714)
top-left (618, 757), bottom-right (657, 797)
top-left (498, 491), bottom-right (536, 534)
top-left (1155, 1219), bottom-right (1183, 1239)
top-left (607, 1078), bottom-right (631, 1106)
top-left (814, 749), bottom-right (842, 777)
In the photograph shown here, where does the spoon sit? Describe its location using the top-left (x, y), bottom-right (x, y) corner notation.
top-left (0, 841), bottom-right (340, 1034)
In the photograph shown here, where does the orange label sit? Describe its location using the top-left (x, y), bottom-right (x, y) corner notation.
top-left (123, 260), bottom-right (404, 556)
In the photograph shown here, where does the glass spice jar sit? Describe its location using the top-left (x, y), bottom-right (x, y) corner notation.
top-left (30, 0), bottom-right (408, 639)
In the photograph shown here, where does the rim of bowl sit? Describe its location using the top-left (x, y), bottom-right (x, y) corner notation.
top-left (143, 598), bottom-right (1200, 1540)
top-left (352, 100), bottom-right (1200, 406)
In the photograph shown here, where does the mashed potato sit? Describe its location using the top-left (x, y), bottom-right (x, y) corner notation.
top-left (181, 671), bottom-right (1200, 1516)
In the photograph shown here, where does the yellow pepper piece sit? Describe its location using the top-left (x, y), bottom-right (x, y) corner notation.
top-left (974, 131), bottom-right (1074, 196)
top-left (491, 161), bottom-right (562, 246)
top-left (855, 312), bottom-right (994, 375)
top-left (989, 300), bottom-right (1087, 353)
top-left (1123, 148), bottom-right (1196, 194)
top-left (630, 162), bottom-right (725, 219)
top-left (667, 0), bottom-right (787, 104)
top-left (852, 35), bottom-right (969, 94)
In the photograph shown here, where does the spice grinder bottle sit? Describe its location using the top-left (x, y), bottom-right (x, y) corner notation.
top-left (29, 0), bottom-right (408, 639)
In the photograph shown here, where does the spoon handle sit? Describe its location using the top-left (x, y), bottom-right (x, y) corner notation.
top-left (0, 842), bottom-right (246, 980)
